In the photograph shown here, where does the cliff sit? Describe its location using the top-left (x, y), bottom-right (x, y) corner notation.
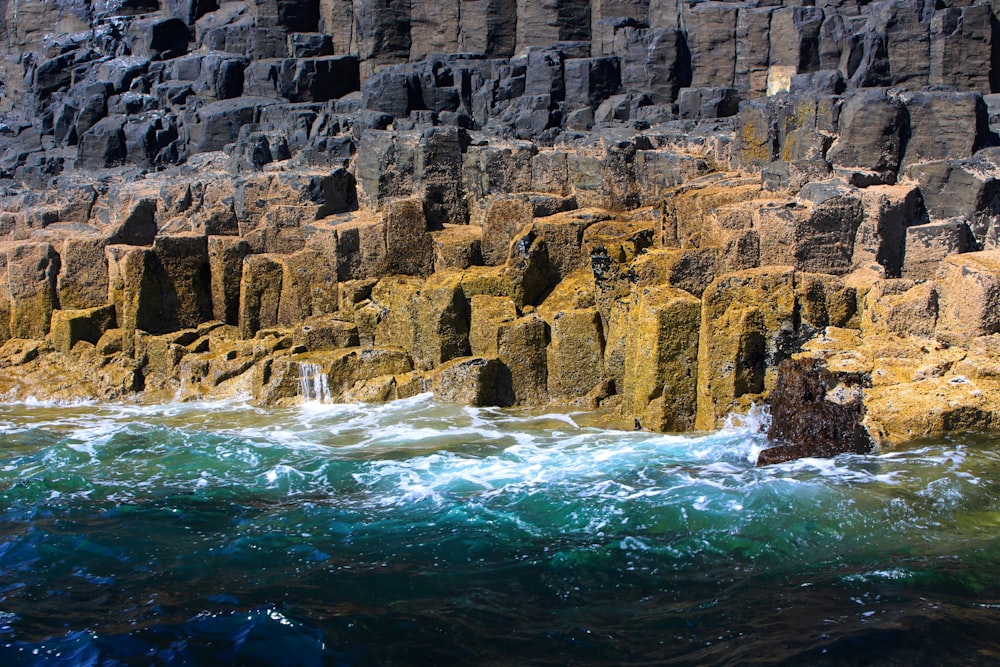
top-left (0, 0), bottom-right (999, 461)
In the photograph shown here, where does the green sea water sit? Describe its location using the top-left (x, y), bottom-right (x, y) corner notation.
top-left (0, 394), bottom-right (999, 665)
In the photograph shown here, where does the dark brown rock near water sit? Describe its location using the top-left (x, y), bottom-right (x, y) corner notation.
top-left (758, 357), bottom-right (875, 466)
top-left (1, 0), bottom-right (1000, 460)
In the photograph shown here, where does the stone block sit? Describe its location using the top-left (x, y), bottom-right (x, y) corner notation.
top-left (497, 314), bottom-right (549, 406)
top-left (482, 196), bottom-right (534, 266)
top-left (623, 285), bottom-right (701, 432)
top-left (293, 314), bottom-right (359, 350)
top-left (547, 307), bottom-right (604, 401)
top-left (696, 266), bottom-right (800, 430)
top-left (905, 219), bottom-right (977, 281)
top-left (49, 305), bottom-right (117, 354)
top-left (827, 90), bottom-right (907, 183)
top-left (935, 250), bottom-right (1000, 340)
top-left (6, 243), bottom-right (59, 340)
top-left (57, 237), bottom-right (110, 309)
top-left (239, 254), bottom-right (284, 338)
top-left (430, 356), bottom-right (501, 406)
top-left (381, 197), bottom-right (434, 277)
top-left (469, 294), bottom-right (518, 358)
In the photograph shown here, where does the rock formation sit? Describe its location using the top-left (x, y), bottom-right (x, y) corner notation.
top-left (0, 0), bottom-right (1000, 462)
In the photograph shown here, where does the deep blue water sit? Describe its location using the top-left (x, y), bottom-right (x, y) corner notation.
top-left (1, 394), bottom-right (1000, 665)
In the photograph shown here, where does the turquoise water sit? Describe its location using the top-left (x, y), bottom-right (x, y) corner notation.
top-left (1, 395), bottom-right (1000, 665)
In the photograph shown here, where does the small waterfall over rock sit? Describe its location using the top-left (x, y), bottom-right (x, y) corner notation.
top-left (298, 362), bottom-right (330, 403)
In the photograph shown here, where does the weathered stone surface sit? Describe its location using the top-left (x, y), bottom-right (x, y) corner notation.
top-left (497, 314), bottom-right (549, 406)
top-left (758, 357), bottom-right (875, 466)
top-left (623, 286), bottom-right (701, 432)
top-left (6, 243), bottom-right (60, 340)
top-left (696, 267), bottom-right (798, 431)
top-left (546, 307), bottom-right (604, 401)
top-left (49, 305), bottom-right (117, 354)
top-left (430, 356), bottom-right (501, 405)
top-left (827, 90), bottom-right (907, 183)
top-left (935, 251), bottom-right (1000, 341)
top-left (239, 254), bottom-right (284, 339)
top-left (903, 219), bottom-right (976, 280)
top-left (381, 197), bottom-right (435, 277)
top-left (860, 279), bottom-right (938, 339)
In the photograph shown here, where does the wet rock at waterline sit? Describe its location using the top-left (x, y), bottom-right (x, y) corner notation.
top-left (757, 357), bottom-right (875, 466)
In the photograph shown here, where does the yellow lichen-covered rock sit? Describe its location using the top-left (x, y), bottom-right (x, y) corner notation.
top-left (793, 327), bottom-right (996, 447)
top-left (935, 250), bottom-right (1000, 342)
top-left (430, 356), bottom-right (501, 406)
top-left (529, 207), bottom-right (609, 280)
top-left (502, 226), bottom-right (552, 308)
top-left (49, 305), bottom-right (117, 354)
top-left (546, 308), bottom-right (605, 401)
top-left (331, 213), bottom-right (386, 282)
top-left (324, 348), bottom-right (414, 396)
top-left (370, 272), bottom-right (472, 371)
top-left (756, 194), bottom-right (864, 276)
top-left (497, 314), bottom-right (549, 406)
top-left (342, 374), bottom-right (398, 403)
top-left (381, 197), bottom-right (434, 277)
top-left (469, 294), bottom-right (518, 359)
top-left (696, 266), bottom-right (797, 430)
top-left (56, 236), bottom-right (110, 310)
top-left (431, 224), bottom-right (483, 271)
top-left (408, 271), bottom-right (471, 371)
top-left (458, 265), bottom-right (515, 300)
top-left (628, 247), bottom-right (719, 297)
top-left (662, 174), bottom-right (761, 248)
top-left (6, 242), bottom-right (59, 340)
top-left (535, 269), bottom-right (596, 321)
top-left (623, 285), bottom-right (701, 431)
top-left (581, 217), bottom-right (656, 267)
top-left (864, 375), bottom-right (1000, 445)
top-left (371, 275), bottom-right (423, 354)
top-left (860, 279), bottom-right (937, 339)
top-left (276, 249), bottom-right (338, 325)
top-left (602, 297), bottom-right (630, 393)
top-left (952, 335), bottom-right (1000, 379)
top-left (481, 196), bottom-right (534, 266)
top-left (293, 314), bottom-right (359, 351)
top-left (208, 236), bottom-right (249, 326)
top-left (853, 184), bottom-right (922, 277)
top-left (796, 272), bottom-right (858, 330)
top-left (254, 347), bottom-right (415, 406)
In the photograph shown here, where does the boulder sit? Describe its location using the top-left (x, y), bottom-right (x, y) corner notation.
top-left (381, 197), bottom-right (435, 277)
top-left (239, 254), bottom-right (284, 338)
top-left (757, 357), bottom-right (875, 466)
top-left (827, 90), bottom-right (907, 183)
top-left (902, 219), bottom-right (975, 280)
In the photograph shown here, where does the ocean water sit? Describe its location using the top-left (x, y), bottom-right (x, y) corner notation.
top-left (0, 394), bottom-right (999, 665)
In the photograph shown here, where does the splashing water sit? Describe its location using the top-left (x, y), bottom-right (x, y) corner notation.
top-left (298, 362), bottom-right (331, 403)
top-left (1, 394), bottom-right (1000, 665)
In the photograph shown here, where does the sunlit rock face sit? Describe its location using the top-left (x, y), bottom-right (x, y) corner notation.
top-left (0, 0), bottom-right (999, 460)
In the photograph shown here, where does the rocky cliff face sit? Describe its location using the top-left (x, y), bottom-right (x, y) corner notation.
top-left (1, 0), bottom-right (1000, 461)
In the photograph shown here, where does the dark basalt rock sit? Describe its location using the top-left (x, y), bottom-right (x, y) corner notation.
top-left (758, 357), bottom-right (875, 466)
